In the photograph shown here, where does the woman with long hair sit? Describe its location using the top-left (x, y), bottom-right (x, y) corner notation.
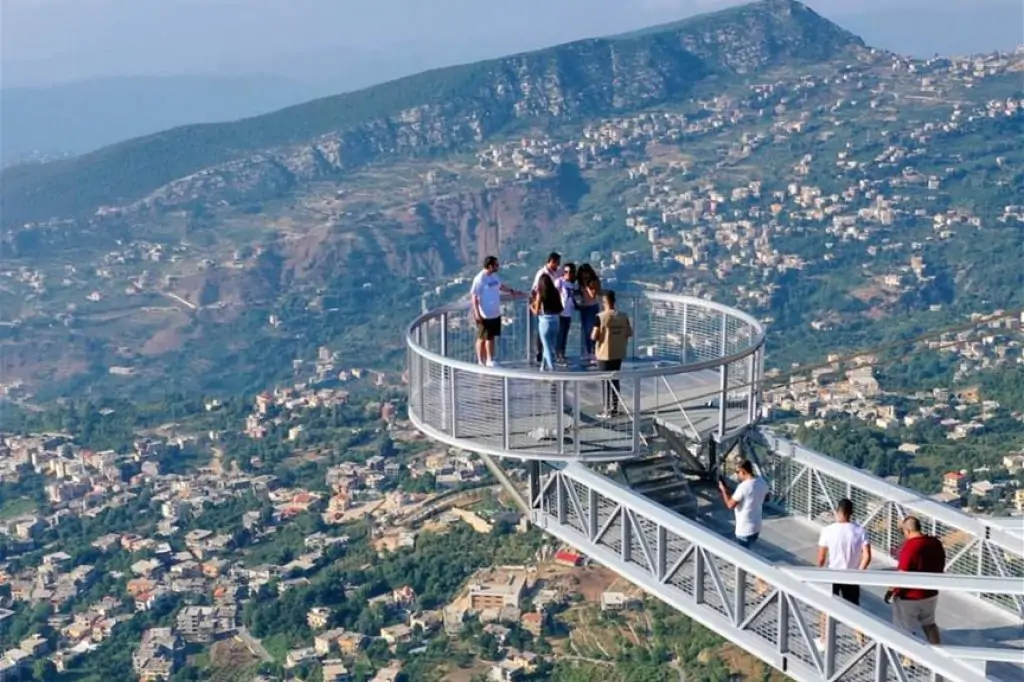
top-left (576, 263), bottom-right (601, 364)
top-left (531, 272), bottom-right (564, 371)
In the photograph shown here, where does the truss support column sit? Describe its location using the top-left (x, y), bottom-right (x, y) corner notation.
top-left (482, 454), bottom-right (529, 517)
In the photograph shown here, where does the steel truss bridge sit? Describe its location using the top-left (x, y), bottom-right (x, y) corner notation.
top-left (407, 291), bottom-right (1024, 681)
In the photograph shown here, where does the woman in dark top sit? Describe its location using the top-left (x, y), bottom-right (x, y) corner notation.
top-left (532, 272), bottom-right (564, 370)
top-left (576, 263), bottom-right (601, 363)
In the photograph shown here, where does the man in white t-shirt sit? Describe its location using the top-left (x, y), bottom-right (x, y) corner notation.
top-left (816, 498), bottom-right (871, 649)
top-left (470, 255), bottom-right (522, 366)
top-left (718, 459), bottom-right (770, 548)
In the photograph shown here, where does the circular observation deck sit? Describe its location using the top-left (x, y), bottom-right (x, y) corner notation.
top-left (406, 291), bottom-right (766, 462)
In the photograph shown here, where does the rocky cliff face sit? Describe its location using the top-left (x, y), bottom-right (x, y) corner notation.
top-left (0, 0), bottom-right (864, 227)
top-left (160, 179), bottom-right (574, 314)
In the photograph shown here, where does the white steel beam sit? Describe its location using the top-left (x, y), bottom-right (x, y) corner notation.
top-left (936, 647), bottom-right (1024, 664)
top-left (782, 567), bottom-right (1024, 595)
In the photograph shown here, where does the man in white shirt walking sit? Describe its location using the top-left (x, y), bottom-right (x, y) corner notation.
top-left (718, 459), bottom-right (770, 548)
top-left (816, 498), bottom-right (871, 649)
top-left (470, 256), bottom-right (522, 366)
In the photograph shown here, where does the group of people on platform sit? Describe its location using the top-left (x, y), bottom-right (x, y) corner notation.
top-left (469, 251), bottom-right (632, 418)
top-left (719, 461), bottom-right (947, 650)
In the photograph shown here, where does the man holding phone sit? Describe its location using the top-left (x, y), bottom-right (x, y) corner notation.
top-left (718, 459), bottom-right (769, 549)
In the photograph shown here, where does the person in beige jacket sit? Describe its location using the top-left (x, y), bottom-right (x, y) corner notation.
top-left (591, 290), bottom-right (632, 418)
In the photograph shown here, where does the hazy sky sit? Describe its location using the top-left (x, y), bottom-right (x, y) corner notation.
top-left (2, 0), bottom-right (1022, 88)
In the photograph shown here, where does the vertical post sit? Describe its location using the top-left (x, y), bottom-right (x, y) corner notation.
top-left (524, 307), bottom-right (533, 364)
top-left (807, 466), bottom-right (815, 518)
top-left (681, 302), bottom-right (688, 364)
top-left (573, 382), bottom-right (581, 457)
top-left (622, 511), bottom-right (632, 563)
top-left (694, 548), bottom-right (706, 604)
top-left (718, 311), bottom-right (729, 440)
top-left (656, 526), bottom-right (667, 581)
top-left (450, 366), bottom-right (459, 438)
top-left (718, 361), bottom-right (729, 440)
top-left (755, 345), bottom-right (764, 421)
top-left (654, 374), bottom-right (660, 420)
top-left (886, 504), bottom-right (894, 556)
top-left (824, 615), bottom-right (837, 677)
top-left (528, 461), bottom-right (541, 509)
top-left (416, 349), bottom-right (425, 426)
top-left (556, 472), bottom-right (566, 524)
top-left (440, 313), bottom-right (450, 433)
top-left (556, 381), bottom-right (565, 455)
top-left (630, 294), bottom-right (639, 361)
top-left (777, 593), bottom-right (790, 655)
top-left (977, 538), bottom-right (985, 578)
top-left (502, 377), bottom-right (511, 451)
top-left (746, 350), bottom-right (757, 424)
top-left (734, 566), bottom-right (747, 625)
top-left (632, 376), bottom-right (642, 454)
top-left (872, 641), bottom-right (888, 682)
top-left (414, 325), bottom-right (424, 424)
top-left (588, 489), bottom-right (599, 542)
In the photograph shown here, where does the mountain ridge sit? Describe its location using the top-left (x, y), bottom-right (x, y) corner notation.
top-left (0, 0), bottom-right (864, 229)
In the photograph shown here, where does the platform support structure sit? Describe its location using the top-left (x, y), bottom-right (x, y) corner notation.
top-left (529, 461), bottom-right (1017, 682)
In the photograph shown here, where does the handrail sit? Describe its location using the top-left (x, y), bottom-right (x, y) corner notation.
top-left (759, 429), bottom-right (1024, 555)
top-left (407, 291), bottom-right (767, 382)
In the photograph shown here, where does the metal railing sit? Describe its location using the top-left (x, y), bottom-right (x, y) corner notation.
top-left (406, 292), bottom-right (766, 461)
top-left (758, 429), bottom-right (1024, 618)
top-left (534, 463), bottom-right (1019, 682)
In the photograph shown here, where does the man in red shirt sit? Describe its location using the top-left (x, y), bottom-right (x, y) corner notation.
top-left (886, 516), bottom-right (946, 645)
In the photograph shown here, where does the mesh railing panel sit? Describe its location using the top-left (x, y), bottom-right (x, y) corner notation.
top-left (762, 439), bottom-right (1024, 617)
top-left (407, 293), bottom-right (764, 461)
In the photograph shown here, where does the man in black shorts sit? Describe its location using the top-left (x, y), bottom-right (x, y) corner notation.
top-left (816, 498), bottom-right (871, 650)
top-left (470, 256), bottom-right (521, 366)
